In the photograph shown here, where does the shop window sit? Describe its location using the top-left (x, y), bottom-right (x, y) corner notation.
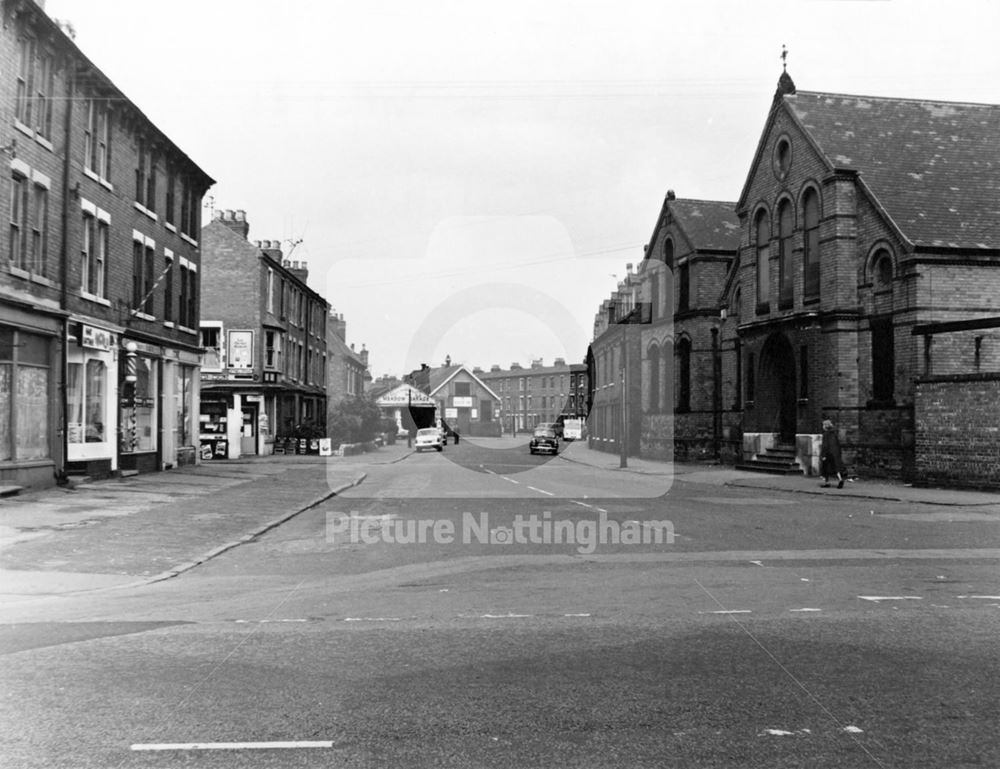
top-left (67, 358), bottom-right (106, 445)
top-left (0, 330), bottom-right (46, 461)
top-left (121, 357), bottom-right (157, 453)
top-left (175, 366), bottom-right (193, 446)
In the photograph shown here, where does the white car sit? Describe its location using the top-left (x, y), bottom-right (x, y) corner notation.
top-left (414, 427), bottom-right (444, 452)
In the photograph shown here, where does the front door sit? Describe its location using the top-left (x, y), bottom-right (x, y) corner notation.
top-left (759, 332), bottom-right (797, 443)
top-left (241, 404), bottom-right (257, 455)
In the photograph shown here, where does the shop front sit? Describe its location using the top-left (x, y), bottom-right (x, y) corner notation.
top-left (66, 321), bottom-right (120, 479)
top-left (0, 306), bottom-right (63, 489)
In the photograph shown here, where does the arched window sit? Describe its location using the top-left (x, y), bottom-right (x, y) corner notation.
top-left (755, 210), bottom-right (770, 311)
top-left (778, 200), bottom-right (793, 308)
top-left (802, 189), bottom-right (820, 298)
top-left (870, 248), bottom-right (895, 404)
top-left (648, 344), bottom-right (660, 413)
top-left (677, 338), bottom-right (691, 412)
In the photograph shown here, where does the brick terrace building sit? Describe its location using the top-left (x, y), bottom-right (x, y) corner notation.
top-left (325, 309), bottom-right (370, 419)
top-left (0, 0), bottom-right (213, 488)
top-left (199, 210), bottom-right (328, 458)
top-left (586, 268), bottom-right (643, 455)
top-left (478, 358), bottom-right (588, 435)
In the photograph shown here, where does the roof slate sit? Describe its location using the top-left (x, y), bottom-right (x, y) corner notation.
top-left (785, 91), bottom-right (1000, 249)
top-left (667, 199), bottom-right (741, 252)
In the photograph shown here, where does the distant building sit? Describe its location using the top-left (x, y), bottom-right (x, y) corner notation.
top-left (478, 358), bottom-right (588, 434)
top-left (586, 267), bottom-right (644, 455)
top-left (325, 310), bottom-right (371, 432)
top-left (0, 2), bottom-right (213, 488)
top-left (199, 210), bottom-right (328, 458)
top-left (406, 358), bottom-right (501, 436)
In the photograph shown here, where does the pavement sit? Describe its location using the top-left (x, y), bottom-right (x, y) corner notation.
top-left (2, 437), bottom-right (997, 603)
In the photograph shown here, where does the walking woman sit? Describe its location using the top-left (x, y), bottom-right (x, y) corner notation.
top-left (820, 419), bottom-right (845, 489)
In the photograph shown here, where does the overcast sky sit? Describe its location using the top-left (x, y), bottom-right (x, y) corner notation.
top-left (44, 0), bottom-right (1000, 378)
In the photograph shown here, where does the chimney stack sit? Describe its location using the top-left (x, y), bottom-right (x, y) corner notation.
top-left (328, 309), bottom-right (346, 341)
top-left (216, 208), bottom-right (250, 239)
top-left (359, 345), bottom-right (369, 368)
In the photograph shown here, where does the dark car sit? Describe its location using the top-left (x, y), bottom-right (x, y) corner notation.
top-left (529, 427), bottom-right (559, 455)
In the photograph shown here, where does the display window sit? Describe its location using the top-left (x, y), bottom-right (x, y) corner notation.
top-left (67, 341), bottom-right (116, 462)
top-left (121, 356), bottom-right (158, 453)
top-left (0, 327), bottom-right (52, 462)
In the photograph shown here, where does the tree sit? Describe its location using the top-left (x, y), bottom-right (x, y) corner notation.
top-left (327, 395), bottom-right (382, 444)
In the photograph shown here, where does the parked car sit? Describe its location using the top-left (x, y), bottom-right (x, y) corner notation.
top-left (415, 427), bottom-right (444, 452)
top-left (529, 426), bottom-right (559, 455)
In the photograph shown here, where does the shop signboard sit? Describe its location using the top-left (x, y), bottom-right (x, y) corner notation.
top-left (445, 407), bottom-right (458, 419)
top-left (81, 325), bottom-right (115, 351)
top-left (453, 396), bottom-right (473, 408)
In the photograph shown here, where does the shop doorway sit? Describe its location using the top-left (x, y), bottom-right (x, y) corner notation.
top-left (758, 332), bottom-right (797, 443)
top-left (241, 403), bottom-right (258, 455)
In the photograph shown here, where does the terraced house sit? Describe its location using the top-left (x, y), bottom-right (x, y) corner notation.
top-left (0, 0), bottom-right (213, 489)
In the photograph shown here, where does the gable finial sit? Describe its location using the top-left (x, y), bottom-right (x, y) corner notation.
top-left (781, 44), bottom-right (788, 71)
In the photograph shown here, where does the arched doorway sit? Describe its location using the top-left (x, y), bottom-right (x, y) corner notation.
top-left (758, 332), bottom-right (797, 443)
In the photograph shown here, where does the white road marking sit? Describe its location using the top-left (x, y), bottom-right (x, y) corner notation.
top-left (481, 613), bottom-right (532, 618)
top-left (750, 560), bottom-right (764, 566)
top-left (131, 742), bottom-right (334, 751)
top-left (843, 725), bottom-right (864, 734)
top-left (957, 595), bottom-right (1000, 600)
top-left (234, 619), bottom-right (308, 623)
top-left (758, 729), bottom-right (795, 736)
top-left (343, 617), bottom-right (401, 622)
top-left (528, 486), bottom-right (554, 496)
top-left (482, 467), bottom-right (497, 475)
top-left (700, 609), bottom-right (752, 615)
top-left (789, 608), bottom-right (822, 612)
top-left (572, 500), bottom-right (594, 509)
top-left (502, 477), bottom-right (520, 484)
top-left (858, 595), bottom-right (923, 602)
top-left (564, 613), bottom-right (591, 617)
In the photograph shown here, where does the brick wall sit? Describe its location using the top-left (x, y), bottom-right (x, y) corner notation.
top-left (915, 376), bottom-right (1000, 488)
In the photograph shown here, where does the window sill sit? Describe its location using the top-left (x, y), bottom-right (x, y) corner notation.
top-left (30, 273), bottom-right (55, 287)
top-left (83, 168), bottom-right (113, 190)
top-left (802, 295), bottom-right (820, 306)
top-left (163, 321), bottom-right (175, 328)
top-left (14, 119), bottom-right (33, 139)
top-left (134, 202), bottom-right (158, 222)
top-left (181, 233), bottom-right (199, 247)
top-left (35, 134), bottom-right (53, 152)
top-left (80, 291), bottom-right (111, 307)
top-left (177, 325), bottom-right (198, 335)
top-left (131, 311), bottom-right (156, 321)
top-left (8, 265), bottom-right (30, 280)
top-left (164, 222), bottom-right (177, 233)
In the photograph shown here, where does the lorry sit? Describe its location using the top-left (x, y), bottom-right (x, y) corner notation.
top-left (562, 418), bottom-right (584, 441)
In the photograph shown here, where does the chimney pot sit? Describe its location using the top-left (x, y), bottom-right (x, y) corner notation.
top-left (235, 210), bottom-right (246, 221)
